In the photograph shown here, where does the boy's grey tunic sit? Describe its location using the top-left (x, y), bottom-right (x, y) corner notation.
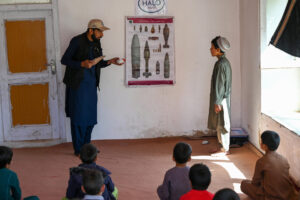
top-left (207, 54), bottom-right (232, 133)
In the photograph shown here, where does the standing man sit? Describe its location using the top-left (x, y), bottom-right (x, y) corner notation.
top-left (208, 36), bottom-right (232, 156)
top-left (61, 19), bottom-right (123, 156)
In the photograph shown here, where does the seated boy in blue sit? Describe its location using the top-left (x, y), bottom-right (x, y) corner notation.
top-left (180, 163), bottom-right (214, 200)
top-left (82, 169), bottom-right (105, 200)
top-left (66, 143), bottom-right (117, 200)
top-left (0, 146), bottom-right (39, 200)
top-left (157, 142), bottom-right (192, 200)
top-left (213, 188), bottom-right (240, 200)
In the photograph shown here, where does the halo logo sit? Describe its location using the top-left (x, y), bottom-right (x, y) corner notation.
top-left (138, 0), bottom-right (166, 13)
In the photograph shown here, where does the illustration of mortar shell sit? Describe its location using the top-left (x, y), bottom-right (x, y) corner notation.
top-left (131, 34), bottom-right (140, 78)
top-left (143, 40), bottom-right (152, 78)
top-left (151, 25), bottom-right (155, 34)
top-left (163, 24), bottom-right (170, 48)
top-left (139, 25), bottom-right (142, 32)
top-left (156, 61), bottom-right (160, 75)
top-left (164, 53), bottom-right (170, 78)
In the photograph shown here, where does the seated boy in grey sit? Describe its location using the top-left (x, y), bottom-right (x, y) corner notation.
top-left (157, 142), bottom-right (192, 200)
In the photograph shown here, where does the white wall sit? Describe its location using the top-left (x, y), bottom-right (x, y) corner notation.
top-left (58, 0), bottom-right (241, 141)
top-left (240, 0), bottom-right (261, 148)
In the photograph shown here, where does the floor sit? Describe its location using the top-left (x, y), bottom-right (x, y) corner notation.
top-left (10, 137), bottom-right (258, 200)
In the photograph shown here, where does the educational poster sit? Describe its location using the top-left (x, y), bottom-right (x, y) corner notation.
top-left (125, 16), bottom-right (175, 86)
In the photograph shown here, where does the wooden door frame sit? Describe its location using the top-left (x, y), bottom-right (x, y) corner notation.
top-left (0, 1), bottom-right (66, 142)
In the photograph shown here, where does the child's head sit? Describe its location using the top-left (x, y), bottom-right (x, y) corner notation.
top-left (210, 36), bottom-right (230, 57)
top-left (82, 169), bottom-right (104, 196)
top-left (173, 142), bottom-right (192, 164)
top-left (261, 130), bottom-right (280, 151)
top-left (189, 163), bottom-right (211, 190)
top-left (213, 188), bottom-right (240, 200)
top-left (0, 146), bottom-right (13, 169)
top-left (80, 143), bottom-right (100, 164)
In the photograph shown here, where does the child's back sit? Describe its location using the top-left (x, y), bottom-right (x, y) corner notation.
top-left (257, 151), bottom-right (293, 199)
top-left (66, 143), bottom-right (116, 200)
top-left (157, 142), bottom-right (192, 200)
top-left (0, 167), bottom-right (21, 200)
top-left (157, 166), bottom-right (191, 200)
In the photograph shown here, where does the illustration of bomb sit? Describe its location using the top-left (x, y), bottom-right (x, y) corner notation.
top-left (151, 25), bottom-right (155, 34)
top-left (145, 26), bottom-right (148, 32)
top-left (163, 24), bottom-right (170, 48)
top-left (143, 41), bottom-right (152, 78)
top-left (159, 25), bottom-right (161, 33)
top-left (164, 53), bottom-right (170, 78)
top-left (134, 25), bottom-right (136, 31)
top-left (131, 34), bottom-right (140, 78)
top-left (139, 25), bottom-right (142, 32)
top-left (156, 61), bottom-right (160, 75)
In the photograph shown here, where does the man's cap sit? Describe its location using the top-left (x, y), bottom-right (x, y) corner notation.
top-left (88, 19), bottom-right (110, 31)
top-left (216, 37), bottom-right (230, 52)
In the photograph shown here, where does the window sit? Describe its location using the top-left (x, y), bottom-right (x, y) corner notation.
top-left (260, 0), bottom-right (300, 135)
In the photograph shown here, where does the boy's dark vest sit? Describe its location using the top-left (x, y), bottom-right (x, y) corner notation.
top-left (63, 32), bottom-right (104, 89)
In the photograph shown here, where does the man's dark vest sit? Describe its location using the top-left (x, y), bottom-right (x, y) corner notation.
top-left (63, 32), bottom-right (107, 89)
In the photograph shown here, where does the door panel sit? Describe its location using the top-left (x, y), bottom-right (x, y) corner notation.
top-left (10, 84), bottom-right (50, 126)
top-left (0, 10), bottom-right (59, 141)
top-left (6, 20), bottom-right (47, 73)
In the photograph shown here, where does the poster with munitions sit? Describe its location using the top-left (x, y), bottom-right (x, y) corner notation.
top-left (125, 16), bottom-right (175, 86)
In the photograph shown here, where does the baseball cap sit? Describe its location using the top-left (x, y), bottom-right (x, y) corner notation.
top-left (88, 19), bottom-right (110, 31)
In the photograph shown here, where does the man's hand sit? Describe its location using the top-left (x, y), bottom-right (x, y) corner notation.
top-left (214, 104), bottom-right (222, 114)
top-left (81, 60), bottom-right (93, 69)
top-left (108, 57), bottom-right (123, 66)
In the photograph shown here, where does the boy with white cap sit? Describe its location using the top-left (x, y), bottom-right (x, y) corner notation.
top-left (207, 36), bottom-right (232, 156)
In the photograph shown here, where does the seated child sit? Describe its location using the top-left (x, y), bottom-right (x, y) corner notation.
top-left (241, 130), bottom-right (298, 200)
top-left (0, 146), bottom-right (39, 200)
top-left (180, 163), bottom-right (214, 200)
top-left (66, 143), bottom-right (117, 200)
top-left (157, 142), bottom-right (192, 200)
top-left (82, 169), bottom-right (105, 200)
top-left (213, 188), bottom-right (240, 200)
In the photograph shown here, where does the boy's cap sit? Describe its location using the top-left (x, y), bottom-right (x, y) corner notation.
top-left (88, 19), bottom-right (110, 31)
top-left (216, 37), bottom-right (230, 52)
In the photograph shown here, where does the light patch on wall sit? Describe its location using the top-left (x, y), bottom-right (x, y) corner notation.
top-left (191, 155), bottom-right (229, 161)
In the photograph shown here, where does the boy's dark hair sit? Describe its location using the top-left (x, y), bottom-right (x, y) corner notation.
top-left (173, 142), bottom-right (192, 164)
top-left (213, 188), bottom-right (240, 200)
top-left (82, 169), bottom-right (104, 195)
top-left (80, 143), bottom-right (100, 164)
top-left (189, 163), bottom-right (211, 190)
top-left (211, 36), bottom-right (224, 53)
top-left (261, 130), bottom-right (280, 151)
top-left (0, 146), bottom-right (13, 169)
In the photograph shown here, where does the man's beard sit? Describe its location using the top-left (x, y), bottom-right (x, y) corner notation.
top-left (92, 33), bottom-right (100, 42)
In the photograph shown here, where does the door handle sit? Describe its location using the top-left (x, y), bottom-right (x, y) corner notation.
top-left (46, 59), bottom-right (56, 75)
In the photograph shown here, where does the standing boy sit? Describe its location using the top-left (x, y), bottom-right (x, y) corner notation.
top-left (241, 130), bottom-right (299, 200)
top-left (208, 36), bottom-right (232, 155)
top-left (157, 142), bottom-right (192, 200)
